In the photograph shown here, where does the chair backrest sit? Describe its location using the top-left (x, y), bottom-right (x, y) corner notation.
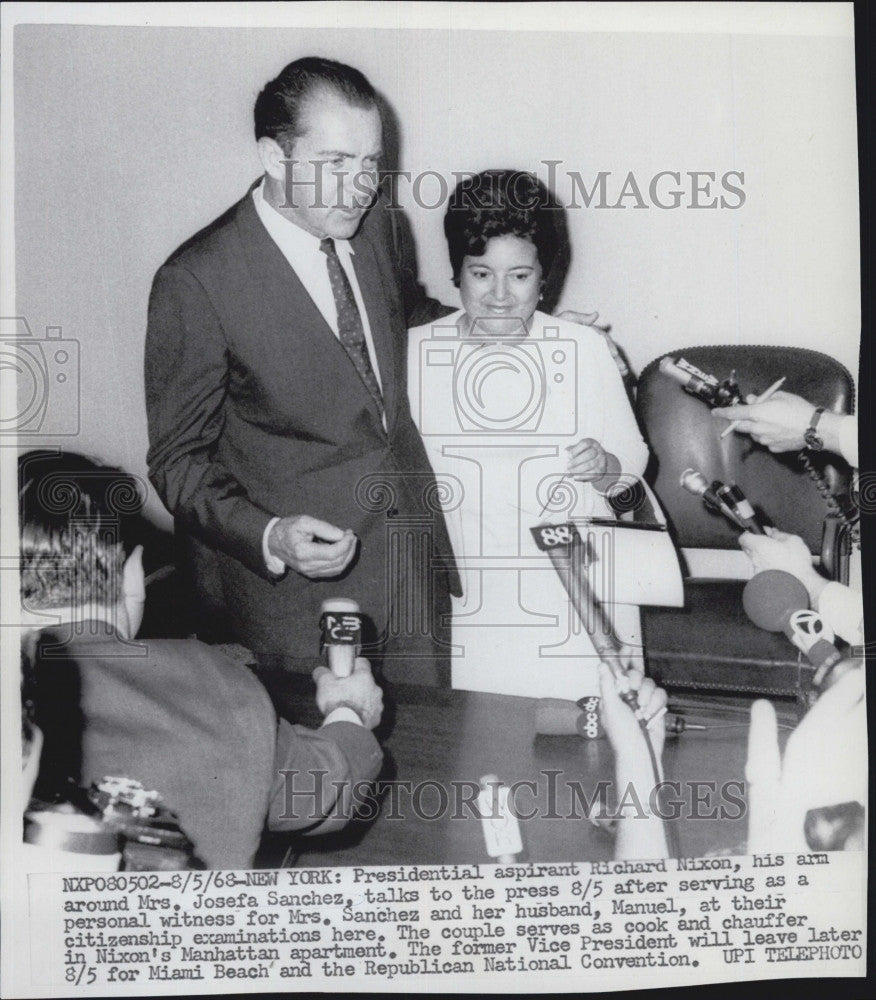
top-left (636, 345), bottom-right (854, 552)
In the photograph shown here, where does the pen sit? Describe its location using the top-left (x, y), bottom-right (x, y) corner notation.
top-left (578, 517), bottom-right (667, 532)
top-left (719, 375), bottom-right (786, 439)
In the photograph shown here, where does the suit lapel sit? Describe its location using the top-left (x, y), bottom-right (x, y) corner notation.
top-left (233, 189), bottom-right (387, 429)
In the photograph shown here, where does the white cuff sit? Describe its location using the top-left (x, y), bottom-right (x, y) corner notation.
top-left (262, 517), bottom-right (286, 575)
top-left (322, 706), bottom-right (363, 727)
top-left (838, 415), bottom-right (858, 468)
top-left (817, 581), bottom-right (864, 647)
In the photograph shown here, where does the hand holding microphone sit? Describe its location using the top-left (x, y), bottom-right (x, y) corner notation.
top-left (739, 528), bottom-right (828, 605)
top-left (313, 599), bottom-right (383, 729)
top-left (598, 663), bottom-right (668, 767)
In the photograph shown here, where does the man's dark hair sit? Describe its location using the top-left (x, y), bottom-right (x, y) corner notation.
top-left (19, 451), bottom-right (144, 610)
top-left (443, 170), bottom-right (563, 288)
top-left (254, 56), bottom-right (377, 153)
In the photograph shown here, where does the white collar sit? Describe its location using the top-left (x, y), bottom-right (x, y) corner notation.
top-left (253, 178), bottom-right (355, 257)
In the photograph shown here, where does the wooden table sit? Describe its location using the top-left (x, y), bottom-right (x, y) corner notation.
top-left (257, 680), bottom-right (794, 868)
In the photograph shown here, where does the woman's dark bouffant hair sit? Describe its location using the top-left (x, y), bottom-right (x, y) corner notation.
top-left (443, 170), bottom-right (567, 296)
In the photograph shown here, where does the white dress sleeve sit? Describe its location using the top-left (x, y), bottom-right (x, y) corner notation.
top-left (585, 326), bottom-right (649, 477)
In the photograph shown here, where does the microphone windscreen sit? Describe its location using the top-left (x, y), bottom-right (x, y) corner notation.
top-left (742, 570), bottom-right (810, 632)
top-left (534, 699), bottom-right (581, 735)
top-left (320, 597), bottom-right (360, 614)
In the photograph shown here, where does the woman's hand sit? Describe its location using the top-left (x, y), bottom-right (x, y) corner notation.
top-left (567, 438), bottom-right (607, 479)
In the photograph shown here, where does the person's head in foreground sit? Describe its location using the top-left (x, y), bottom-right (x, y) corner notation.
top-left (19, 450), bottom-right (146, 639)
top-left (444, 169), bottom-right (563, 337)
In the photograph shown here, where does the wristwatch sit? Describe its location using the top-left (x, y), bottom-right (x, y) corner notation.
top-left (804, 406), bottom-right (826, 451)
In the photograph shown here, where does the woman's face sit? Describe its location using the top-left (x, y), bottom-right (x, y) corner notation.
top-left (459, 234), bottom-right (542, 336)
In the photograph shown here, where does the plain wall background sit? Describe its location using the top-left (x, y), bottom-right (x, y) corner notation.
top-left (13, 23), bottom-right (860, 528)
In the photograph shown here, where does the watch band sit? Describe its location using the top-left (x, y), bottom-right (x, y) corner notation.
top-left (804, 407), bottom-right (826, 451)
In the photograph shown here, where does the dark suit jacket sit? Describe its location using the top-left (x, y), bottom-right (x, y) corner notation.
top-left (33, 625), bottom-right (383, 869)
top-left (145, 185), bottom-right (459, 659)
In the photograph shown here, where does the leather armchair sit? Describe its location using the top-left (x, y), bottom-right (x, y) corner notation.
top-left (635, 345), bottom-right (855, 699)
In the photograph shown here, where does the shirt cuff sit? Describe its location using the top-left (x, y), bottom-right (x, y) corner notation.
top-left (262, 517), bottom-right (286, 575)
top-left (838, 415), bottom-right (858, 468)
top-left (816, 581), bottom-right (864, 647)
top-left (322, 706), bottom-right (364, 727)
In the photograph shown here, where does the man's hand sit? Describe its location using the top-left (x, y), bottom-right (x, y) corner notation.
top-left (711, 390), bottom-right (816, 452)
top-left (739, 527), bottom-right (827, 604)
top-left (313, 657), bottom-right (383, 730)
top-left (268, 515), bottom-right (357, 578)
top-left (598, 661), bottom-right (668, 766)
top-left (746, 668), bottom-right (865, 853)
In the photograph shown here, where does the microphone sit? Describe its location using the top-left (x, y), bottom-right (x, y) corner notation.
top-left (680, 469), bottom-right (747, 529)
top-left (658, 357), bottom-right (741, 407)
top-left (319, 598), bottom-right (363, 678)
top-left (742, 570), bottom-right (844, 688)
top-left (534, 698), bottom-right (704, 737)
top-left (717, 483), bottom-right (766, 535)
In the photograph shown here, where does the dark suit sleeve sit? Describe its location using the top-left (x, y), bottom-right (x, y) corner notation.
top-left (381, 199), bottom-right (456, 328)
top-left (145, 262), bottom-right (275, 577)
top-left (267, 720), bottom-right (384, 835)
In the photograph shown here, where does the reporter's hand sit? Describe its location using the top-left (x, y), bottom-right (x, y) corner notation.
top-left (598, 661), bottom-right (667, 766)
top-left (745, 668), bottom-right (866, 852)
top-left (711, 390), bottom-right (815, 452)
top-left (268, 515), bottom-right (357, 578)
top-left (739, 527), bottom-right (827, 605)
top-left (313, 657), bottom-right (383, 730)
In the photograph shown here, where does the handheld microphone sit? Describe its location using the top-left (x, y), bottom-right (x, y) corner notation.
top-left (680, 469), bottom-right (747, 529)
top-left (319, 598), bottom-right (362, 678)
top-left (658, 357), bottom-right (742, 407)
top-left (723, 483), bottom-right (765, 535)
top-left (742, 570), bottom-right (844, 689)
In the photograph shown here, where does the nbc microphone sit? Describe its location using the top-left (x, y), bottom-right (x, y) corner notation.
top-left (319, 598), bottom-right (363, 678)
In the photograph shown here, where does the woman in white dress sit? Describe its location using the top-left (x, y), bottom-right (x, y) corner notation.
top-left (408, 171), bottom-right (649, 699)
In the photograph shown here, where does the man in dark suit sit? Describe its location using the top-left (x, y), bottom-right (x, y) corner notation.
top-left (20, 450), bottom-right (384, 870)
top-left (145, 57), bottom-right (459, 686)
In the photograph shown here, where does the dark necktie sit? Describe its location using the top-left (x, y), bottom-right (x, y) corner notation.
top-left (320, 237), bottom-right (383, 414)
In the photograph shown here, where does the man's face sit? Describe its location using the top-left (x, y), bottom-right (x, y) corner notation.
top-left (281, 92), bottom-right (382, 240)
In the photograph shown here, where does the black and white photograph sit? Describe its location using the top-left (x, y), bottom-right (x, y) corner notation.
top-left (0, 2), bottom-right (868, 995)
